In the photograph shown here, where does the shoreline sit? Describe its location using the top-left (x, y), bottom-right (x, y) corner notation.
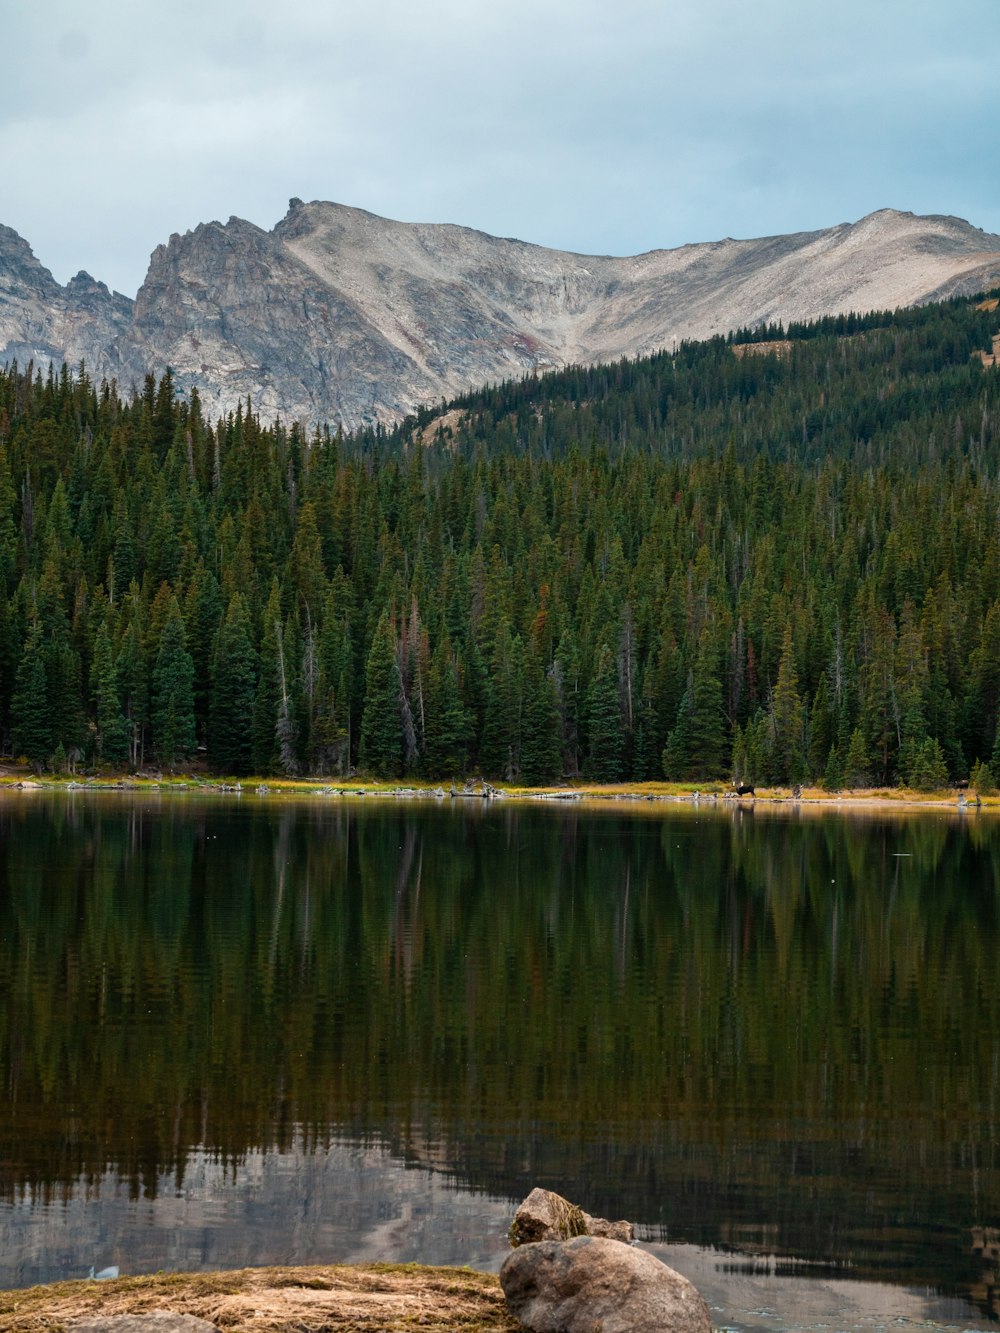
top-left (0, 769), bottom-right (994, 814)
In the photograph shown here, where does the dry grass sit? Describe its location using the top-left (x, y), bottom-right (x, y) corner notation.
top-left (0, 1264), bottom-right (522, 1332)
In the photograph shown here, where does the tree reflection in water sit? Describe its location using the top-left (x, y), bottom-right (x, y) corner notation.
top-left (1, 795), bottom-right (999, 1313)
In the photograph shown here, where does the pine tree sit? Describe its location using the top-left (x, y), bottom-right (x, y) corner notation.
top-left (587, 643), bottom-right (624, 782)
top-left (117, 596), bottom-right (149, 771)
top-left (807, 673), bottom-right (834, 779)
top-left (907, 737), bottom-right (949, 791)
top-left (253, 582), bottom-right (283, 774)
top-left (0, 443), bottom-right (17, 596)
top-left (553, 631), bottom-right (582, 779)
top-left (92, 624), bottom-right (130, 766)
top-left (151, 600), bottom-right (196, 769)
top-left (662, 639), bottom-right (727, 781)
top-left (969, 758), bottom-right (997, 795)
top-left (823, 743), bottom-right (844, 791)
top-left (686, 644), bottom-right (727, 779)
top-left (480, 621), bottom-right (523, 779)
top-left (289, 500), bottom-right (328, 615)
top-left (769, 624), bottom-right (806, 783)
top-left (359, 609), bottom-right (402, 777)
top-left (209, 594), bottom-right (257, 774)
top-left (520, 654), bottom-right (562, 785)
top-left (11, 620), bottom-right (51, 769)
top-left (423, 637), bottom-right (470, 777)
top-left (182, 562), bottom-right (222, 745)
top-left (312, 595), bottom-right (353, 774)
top-left (843, 727), bottom-right (871, 789)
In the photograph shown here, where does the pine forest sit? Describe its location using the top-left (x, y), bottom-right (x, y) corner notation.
top-left (1, 292), bottom-right (1000, 789)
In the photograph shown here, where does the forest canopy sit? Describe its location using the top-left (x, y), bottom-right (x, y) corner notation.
top-left (0, 291), bottom-right (999, 786)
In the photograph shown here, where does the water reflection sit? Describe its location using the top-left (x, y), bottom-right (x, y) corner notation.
top-left (1, 794), bottom-right (1000, 1322)
top-left (0, 1136), bottom-right (513, 1288)
top-left (1, 1135), bottom-right (994, 1331)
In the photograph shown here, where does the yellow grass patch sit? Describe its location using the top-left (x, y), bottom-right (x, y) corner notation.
top-left (0, 1264), bottom-right (520, 1333)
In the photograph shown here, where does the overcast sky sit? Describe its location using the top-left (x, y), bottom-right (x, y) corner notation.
top-left (2, 0), bottom-right (998, 298)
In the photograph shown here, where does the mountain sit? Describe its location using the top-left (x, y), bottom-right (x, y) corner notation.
top-left (0, 224), bottom-right (131, 372)
top-left (3, 202), bottom-right (1000, 429)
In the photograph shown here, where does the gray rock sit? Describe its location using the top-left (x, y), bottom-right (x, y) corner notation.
top-left (582, 1210), bottom-right (635, 1244)
top-left (510, 1187), bottom-right (587, 1245)
top-left (5, 203), bottom-right (1000, 430)
top-left (70, 1316), bottom-right (216, 1333)
top-left (0, 225), bottom-right (131, 377)
top-left (509, 1187), bottom-right (634, 1246)
top-left (500, 1235), bottom-right (711, 1333)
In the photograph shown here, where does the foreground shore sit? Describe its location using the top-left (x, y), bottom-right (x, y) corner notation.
top-left (0, 1264), bottom-right (520, 1332)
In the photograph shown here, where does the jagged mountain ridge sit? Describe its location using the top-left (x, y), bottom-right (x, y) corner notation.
top-left (0, 223), bottom-right (131, 373)
top-left (2, 201), bottom-right (1000, 429)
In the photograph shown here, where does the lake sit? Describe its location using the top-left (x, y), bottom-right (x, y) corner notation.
top-left (2, 792), bottom-right (999, 1330)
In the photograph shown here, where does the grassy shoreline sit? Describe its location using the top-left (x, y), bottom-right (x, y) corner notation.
top-left (0, 1263), bottom-right (520, 1331)
top-left (0, 767), bottom-right (994, 812)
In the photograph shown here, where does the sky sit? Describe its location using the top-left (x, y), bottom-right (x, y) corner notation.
top-left (2, 0), bottom-right (998, 299)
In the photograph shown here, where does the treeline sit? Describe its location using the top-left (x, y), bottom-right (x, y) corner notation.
top-left (411, 290), bottom-right (1000, 467)
top-left (0, 291), bottom-right (999, 784)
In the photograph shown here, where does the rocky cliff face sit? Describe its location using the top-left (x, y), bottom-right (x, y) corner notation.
top-left (3, 203), bottom-right (1000, 428)
top-left (0, 225), bottom-right (132, 374)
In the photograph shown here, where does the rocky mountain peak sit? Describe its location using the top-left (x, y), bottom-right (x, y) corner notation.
top-left (0, 226), bottom-right (132, 373)
top-left (2, 204), bottom-right (1000, 427)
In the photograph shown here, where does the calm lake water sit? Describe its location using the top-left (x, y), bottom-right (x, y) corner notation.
top-left (2, 792), bottom-right (1000, 1329)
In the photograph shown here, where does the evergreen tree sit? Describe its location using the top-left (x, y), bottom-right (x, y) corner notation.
top-left (807, 673), bottom-right (834, 778)
top-left (312, 595), bottom-right (353, 774)
top-left (422, 637), bottom-right (470, 777)
top-left (209, 594), bottom-right (257, 774)
top-left (843, 727), bottom-right (872, 789)
top-left (907, 737), bottom-right (949, 791)
top-left (768, 624), bottom-right (806, 783)
top-left (117, 603), bottom-right (149, 770)
top-left (823, 743), bottom-right (843, 791)
top-left (151, 600), bottom-right (196, 769)
top-left (0, 443), bottom-right (17, 596)
top-left (969, 758), bottom-right (997, 795)
top-left (359, 609), bottom-right (402, 777)
top-left (253, 582), bottom-right (284, 775)
top-left (553, 631), bottom-right (583, 779)
top-left (520, 654), bottom-right (562, 785)
top-left (481, 621), bottom-right (523, 779)
top-left (587, 643), bottom-right (624, 782)
top-left (182, 562), bottom-right (223, 745)
top-left (663, 639), bottom-right (727, 781)
top-left (11, 621), bottom-right (51, 768)
top-left (92, 624), bottom-right (129, 765)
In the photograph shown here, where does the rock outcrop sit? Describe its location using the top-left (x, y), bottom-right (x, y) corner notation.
top-left (3, 202), bottom-right (1000, 429)
top-left (0, 225), bottom-right (131, 373)
top-left (509, 1186), bottom-right (634, 1246)
top-left (500, 1234), bottom-right (711, 1333)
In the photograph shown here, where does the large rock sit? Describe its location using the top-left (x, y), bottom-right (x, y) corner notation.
top-left (500, 1235), bottom-right (711, 1333)
top-left (509, 1187), bottom-right (634, 1246)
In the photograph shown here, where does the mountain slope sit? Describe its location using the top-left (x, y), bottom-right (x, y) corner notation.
top-left (2, 202), bottom-right (1000, 428)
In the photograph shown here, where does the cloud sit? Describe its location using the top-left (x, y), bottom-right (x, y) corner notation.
top-left (1, 0), bottom-right (998, 296)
